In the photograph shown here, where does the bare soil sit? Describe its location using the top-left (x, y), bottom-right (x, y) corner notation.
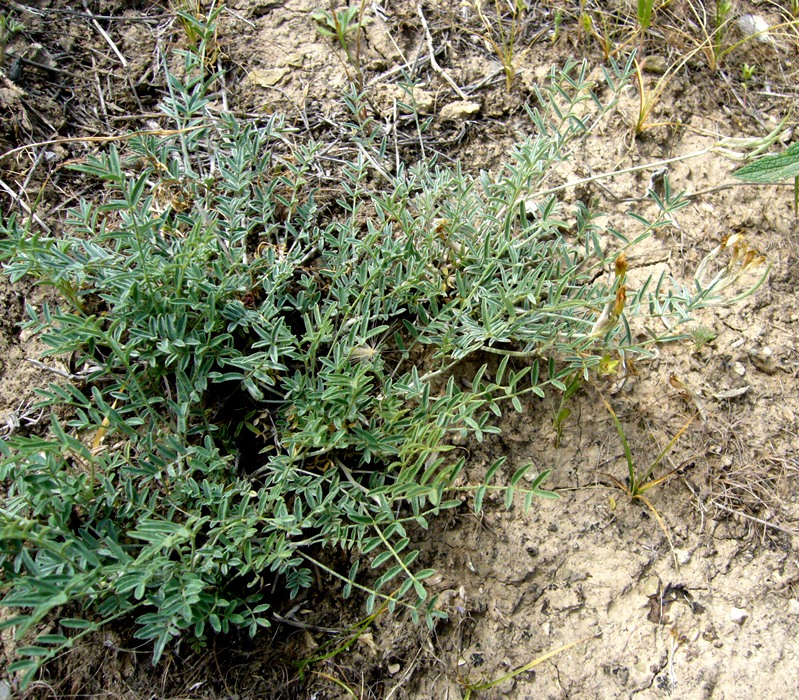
top-left (1, 1), bottom-right (798, 698)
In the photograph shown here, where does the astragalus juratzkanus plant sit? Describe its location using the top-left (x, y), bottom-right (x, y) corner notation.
top-left (0, 45), bottom-right (765, 686)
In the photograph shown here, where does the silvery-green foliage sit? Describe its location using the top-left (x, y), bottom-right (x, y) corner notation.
top-left (0, 44), bottom-right (756, 686)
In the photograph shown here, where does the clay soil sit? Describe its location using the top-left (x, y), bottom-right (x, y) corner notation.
top-left (1, 1), bottom-right (799, 698)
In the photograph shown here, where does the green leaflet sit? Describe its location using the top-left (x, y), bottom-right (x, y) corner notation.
top-left (733, 141), bottom-right (799, 183)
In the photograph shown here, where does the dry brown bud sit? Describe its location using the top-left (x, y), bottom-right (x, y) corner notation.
top-left (613, 286), bottom-right (627, 317)
top-left (615, 253), bottom-right (628, 280)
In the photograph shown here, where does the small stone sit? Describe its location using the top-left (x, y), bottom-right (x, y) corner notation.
top-left (284, 52), bottom-right (305, 68)
top-left (737, 14), bottom-right (776, 45)
top-left (730, 607), bottom-right (748, 625)
top-left (388, 662), bottom-right (401, 675)
top-left (439, 100), bottom-right (481, 121)
top-left (247, 67), bottom-right (289, 87)
top-left (674, 548), bottom-right (692, 566)
top-left (788, 599), bottom-right (799, 616)
top-left (642, 575), bottom-right (660, 597)
top-left (749, 346), bottom-right (777, 374)
top-left (643, 55), bottom-right (668, 74)
top-left (731, 361), bottom-right (746, 377)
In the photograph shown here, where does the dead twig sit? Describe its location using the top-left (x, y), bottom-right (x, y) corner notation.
top-left (710, 501), bottom-right (796, 536)
top-left (7, 0), bottom-right (163, 23)
top-left (17, 148), bottom-right (45, 196)
top-left (82, 0), bottom-right (128, 67)
top-left (91, 55), bottom-right (109, 122)
top-left (417, 4), bottom-right (468, 100)
top-left (366, 54), bottom-right (431, 86)
top-left (271, 612), bottom-right (342, 635)
top-left (0, 125), bottom-right (206, 163)
top-left (25, 358), bottom-right (100, 380)
top-left (0, 177), bottom-right (50, 232)
top-left (12, 56), bottom-right (75, 77)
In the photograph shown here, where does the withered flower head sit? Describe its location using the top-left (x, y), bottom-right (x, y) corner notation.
top-left (613, 286), bottom-right (627, 317)
top-left (615, 253), bottom-right (628, 280)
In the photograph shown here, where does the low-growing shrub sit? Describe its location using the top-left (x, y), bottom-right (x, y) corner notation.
top-left (0, 40), bottom-right (765, 687)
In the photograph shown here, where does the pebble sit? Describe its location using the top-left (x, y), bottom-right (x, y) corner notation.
top-left (674, 548), bottom-right (692, 566)
top-left (731, 361), bottom-right (746, 377)
top-left (749, 346), bottom-right (777, 374)
top-left (737, 14), bottom-right (776, 45)
top-left (247, 67), bottom-right (289, 87)
top-left (440, 100), bottom-right (481, 121)
top-left (642, 575), bottom-right (660, 597)
top-left (788, 599), bottom-right (799, 616)
top-left (643, 55), bottom-right (668, 74)
top-left (730, 607), bottom-right (749, 625)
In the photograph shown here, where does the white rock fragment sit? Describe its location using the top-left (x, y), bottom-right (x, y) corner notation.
top-left (737, 14), bottom-right (776, 46)
top-left (642, 575), bottom-right (660, 597)
top-left (730, 607), bottom-right (749, 625)
top-left (643, 55), bottom-right (668, 74)
top-left (749, 346), bottom-right (777, 374)
top-left (247, 67), bottom-right (290, 87)
top-left (440, 100), bottom-right (481, 121)
top-left (731, 361), bottom-right (746, 377)
top-left (674, 548), bottom-right (692, 566)
top-left (788, 599), bottom-right (799, 616)
top-left (284, 52), bottom-right (305, 68)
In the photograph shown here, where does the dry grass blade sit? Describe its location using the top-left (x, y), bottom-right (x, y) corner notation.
top-left (463, 632), bottom-right (601, 697)
top-left (417, 3), bottom-right (468, 99)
